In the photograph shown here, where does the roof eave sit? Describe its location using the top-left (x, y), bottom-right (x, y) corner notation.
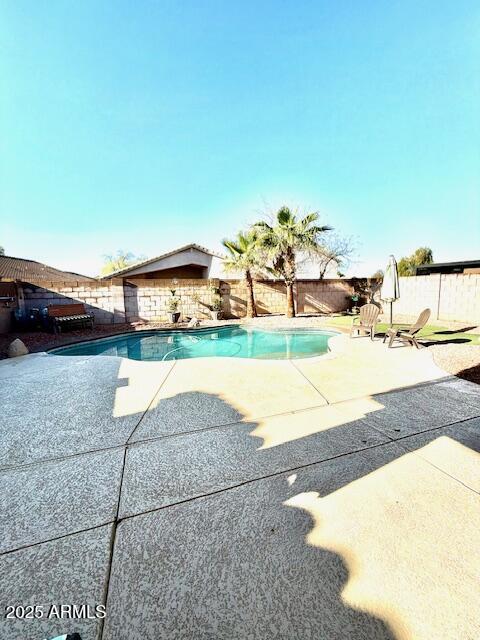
top-left (101, 243), bottom-right (225, 279)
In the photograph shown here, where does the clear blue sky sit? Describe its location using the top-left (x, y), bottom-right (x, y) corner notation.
top-left (1, 1), bottom-right (479, 276)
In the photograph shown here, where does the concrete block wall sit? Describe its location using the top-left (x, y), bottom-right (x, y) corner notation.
top-left (20, 277), bottom-right (356, 324)
top-left (18, 273), bottom-right (479, 327)
top-left (221, 280), bottom-right (289, 316)
top-left (392, 274), bottom-right (480, 324)
top-left (124, 278), bottom-right (220, 322)
top-left (437, 274), bottom-right (480, 322)
top-left (221, 279), bottom-right (354, 317)
top-left (297, 279), bottom-right (353, 314)
top-left (22, 279), bottom-right (126, 324)
top-left (393, 276), bottom-right (441, 318)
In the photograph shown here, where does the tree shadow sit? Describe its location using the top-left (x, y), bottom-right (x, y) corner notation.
top-left (432, 326), bottom-right (477, 334)
top-left (107, 388), bottom-right (400, 639)
top-left (455, 362), bottom-right (480, 385)
top-left (110, 375), bottom-right (480, 638)
top-left (373, 329), bottom-right (473, 346)
top-left (421, 337), bottom-right (472, 346)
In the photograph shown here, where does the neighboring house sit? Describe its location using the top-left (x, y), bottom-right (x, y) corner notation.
top-left (0, 254), bottom-right (94, 333)
top-left (0, 254), bottom-right (94, 284)
top-left (102, 243), bottom-right (230, 281)
top-left (416, 260), bottom-right (480, 275)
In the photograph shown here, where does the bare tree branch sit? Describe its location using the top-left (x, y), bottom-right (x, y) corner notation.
top-left (315, 233), bottom-right (357, 279)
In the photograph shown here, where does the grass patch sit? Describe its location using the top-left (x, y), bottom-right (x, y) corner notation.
top-left (324, 315), bottom-right (480, 345)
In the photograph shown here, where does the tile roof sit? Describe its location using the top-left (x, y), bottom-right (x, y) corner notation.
top-left (0, 255), bottom-right (95, 283)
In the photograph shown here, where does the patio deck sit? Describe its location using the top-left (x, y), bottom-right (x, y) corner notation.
top-left (1, 333), bottom-right (479, 639)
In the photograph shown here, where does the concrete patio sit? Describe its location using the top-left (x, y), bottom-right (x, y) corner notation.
top-left (1, 333), bottom-right (480, 640)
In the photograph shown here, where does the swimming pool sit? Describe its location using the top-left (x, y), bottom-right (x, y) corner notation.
top-left (50, 326), bottom-right (337, 361)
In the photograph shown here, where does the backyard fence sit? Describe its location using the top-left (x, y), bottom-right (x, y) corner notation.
top-left (394, 274), bottom-right (480, 324)
top-left (19, 277), bottom-right (357, 324)
top-left (15, 273), bottom-right (480, 327)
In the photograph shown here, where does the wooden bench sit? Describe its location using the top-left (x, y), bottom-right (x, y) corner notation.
top-left (48, 303), bottom-right (94, 333)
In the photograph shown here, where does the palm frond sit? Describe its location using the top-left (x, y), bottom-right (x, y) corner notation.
top-left (222, 238), bottom-right (241, 254)
top-left (300, 212), bottom-right (319, 227)
top-left (277, 206), bottom-right (293, 226)
top-left (253, 221), bottom-right (273, 232)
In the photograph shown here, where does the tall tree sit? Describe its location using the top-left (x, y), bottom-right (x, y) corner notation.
top-left (222, 230), bottom-right (263, 318)
top-left (412, 247), bottom-right (433, 265)
top-left (0, 245), bottom-right (4, 256)
top-left (101, 250), bottom-right (144, 276)
top-left (255, 207), bottom-right (331, 318)
top-left (398, 246), bottom-right (434, 276)
top-left (315, 233), bottom-right (356, 279)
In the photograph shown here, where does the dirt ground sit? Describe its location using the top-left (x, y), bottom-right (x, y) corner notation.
top-left (429, 343), bottom-right (480, 385)
top-left (0, 323), bottom-right (166, 359)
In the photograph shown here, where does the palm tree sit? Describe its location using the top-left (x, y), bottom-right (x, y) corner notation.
top-left (222, 230), bottom-right (263, 318)
top-left (255, 207), bottom-right (331, 318)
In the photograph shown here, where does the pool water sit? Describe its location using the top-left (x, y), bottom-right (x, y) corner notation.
top-left (50, 326), bottom-right (336, 361)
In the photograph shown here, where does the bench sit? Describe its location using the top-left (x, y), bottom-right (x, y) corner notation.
top-left (47, 303), bottom-right (94, 333)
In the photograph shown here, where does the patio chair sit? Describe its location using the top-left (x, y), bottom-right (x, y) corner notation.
top-left (350, 303), bottom-right (380, 341)
top-left (383, 308), bottom-right (431, 349)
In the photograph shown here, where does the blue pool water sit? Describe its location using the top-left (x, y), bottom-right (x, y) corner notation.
top-left (50, 326), bottom-right (336, 361)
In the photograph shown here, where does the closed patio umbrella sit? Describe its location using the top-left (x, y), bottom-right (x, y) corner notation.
top-left (381, 255), bottom-right (400, 327)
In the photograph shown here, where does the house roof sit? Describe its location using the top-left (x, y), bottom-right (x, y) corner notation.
top-left (103, 243), bottom-right (224, 278)
top-left (0, 255), bottom-right (95, 283)
top-left (416, 259), bottom-right (480, 275)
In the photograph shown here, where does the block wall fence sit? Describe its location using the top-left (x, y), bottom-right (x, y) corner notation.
top-left (21, 279), bottom-right (126, 324)
top-left (20, 277), bottom-right (356, 323)
top-left (393, 274), bottom-right (480, 323)
top-left (19, 273), bottom-right (480, 325)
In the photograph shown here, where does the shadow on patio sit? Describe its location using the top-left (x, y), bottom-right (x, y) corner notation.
top-left (2, 351), bottom-right (480, 640)
top-left (107, 379), bottom-right (480, 639)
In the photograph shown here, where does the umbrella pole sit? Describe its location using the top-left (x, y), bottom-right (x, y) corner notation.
top-left (390, 302), bottom-right (393, 327)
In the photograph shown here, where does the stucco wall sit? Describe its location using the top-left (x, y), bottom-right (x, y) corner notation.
top-left (125, 265), bottom-right (207, 279)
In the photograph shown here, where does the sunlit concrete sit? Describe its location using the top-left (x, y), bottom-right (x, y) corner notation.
top-left (399, 417), bottom-right (480, 493)
top-left (286, 444), bottom-right (480, 640)
top-left (252, 397), bottom-right (384, 449)
top-left (294, 333), bottom-right (448, 403)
